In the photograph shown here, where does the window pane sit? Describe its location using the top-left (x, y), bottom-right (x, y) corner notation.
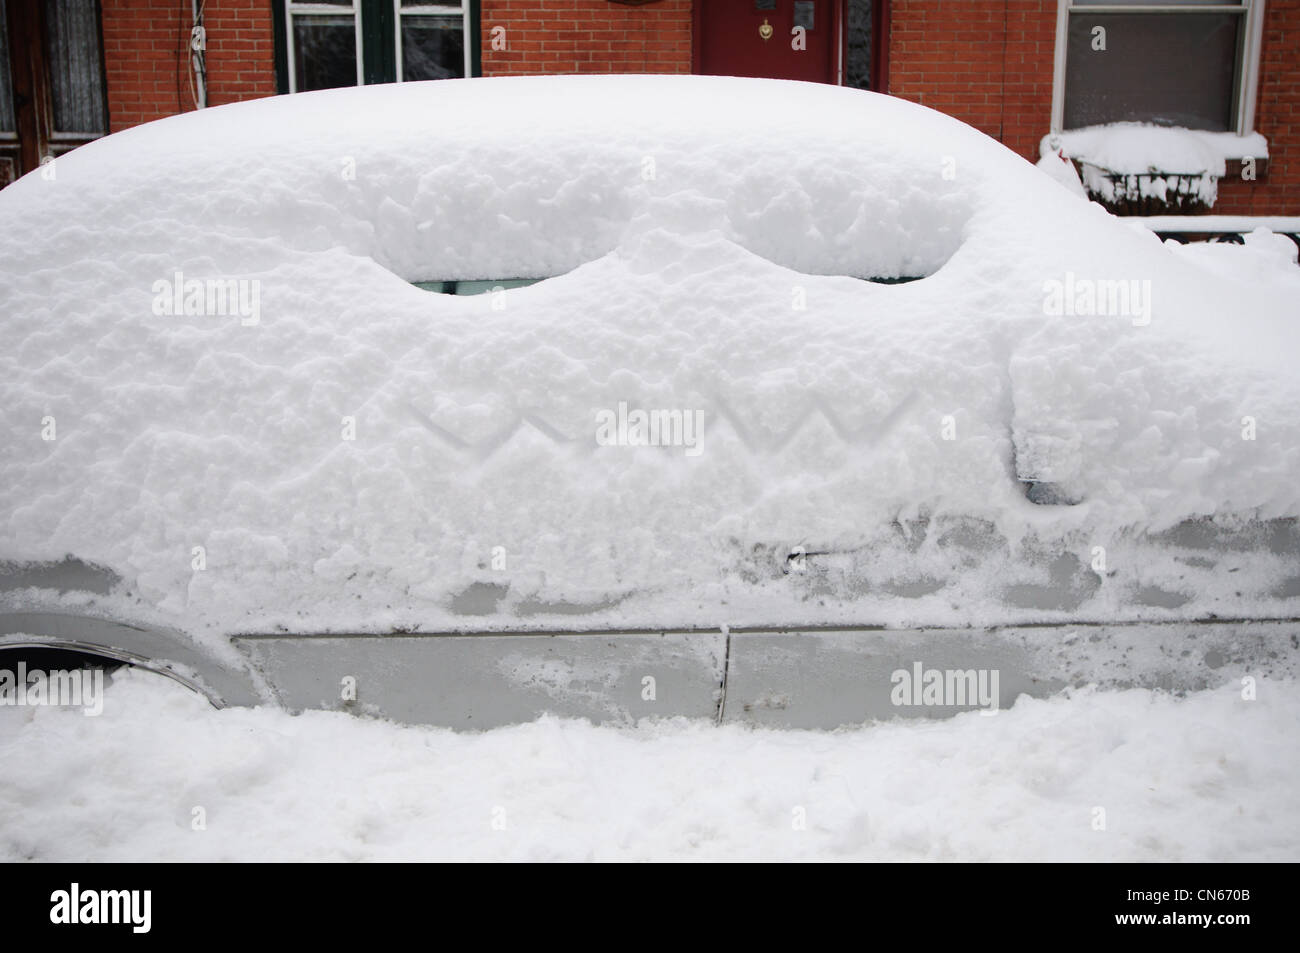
top-left (293, 15), bottom-right (358, 91)
top-left (1065, 12), bottom-right (1240, 131)
top-left (844, 0), bottom-right (873, 91)
top-left (43, 0), bottom-right (107, 134)
top-left (0, 0), bottom-right (14, 132)
top-left (402, 15), bottom-right (464, 81)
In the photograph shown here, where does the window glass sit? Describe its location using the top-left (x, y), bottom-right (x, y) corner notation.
top-left (43, 0), bottom-right (107, 134)
top-left (414, 278), bottom-right (541, 295)
top-left (293, 15), bottom-right (359, 91)
top-left (0, 0), bottom-right (14, 132)
top-left (1064, 11), bottom-right (1241, 130)
top-left (401, 15), bottom-right (465, 81)
top-left (844, 0), bottom-right (872, 92)
top-left (283, 1), bottom-right (471, 91)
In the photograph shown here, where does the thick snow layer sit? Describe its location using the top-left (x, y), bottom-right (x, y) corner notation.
top-left (1, 667), bottom-right (1295, 861)
top-left (1036, 138), bottom-right (1088, 200)
top-left (1050, 124), bottom-right (1268, 176)
top-left (1166, 228), bottom-right (1300, 288)
top-left (1130, 215), bottom-right (1300, 234)
top-left (1052, 125), bottom-right (1270, 210)
top-left (1, 76), bottom-right (1298, 637)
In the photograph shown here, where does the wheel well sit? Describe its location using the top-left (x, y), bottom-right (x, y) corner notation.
top-left (0, 614), bottom-right (267, 709)
top-left (0, 638), bottom-right (220, 705)
top-left (0, 643), bottom-right (128, 673)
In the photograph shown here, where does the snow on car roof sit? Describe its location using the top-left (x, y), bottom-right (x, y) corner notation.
top-left (1, 75), bottom-right (1297, 638)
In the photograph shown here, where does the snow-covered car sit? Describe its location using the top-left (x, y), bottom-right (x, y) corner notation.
top-left (2, 76), bottom-right (1297, 726)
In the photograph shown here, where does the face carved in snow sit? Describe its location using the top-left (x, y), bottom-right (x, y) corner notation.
top-left (0, 75), bottom-right (1296, 635)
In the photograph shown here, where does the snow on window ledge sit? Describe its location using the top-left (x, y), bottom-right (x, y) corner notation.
top-left (1041, 124), bottom-right (1270, 215)
top-left (1042, 124), bottom-right (1269, 176)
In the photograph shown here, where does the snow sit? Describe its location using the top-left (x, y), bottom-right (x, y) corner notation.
top-left (1049, 124), bottom-right (1269, 176)
top-left (1, 667), bottom-right (1295, 861)
top-left (1165, 228), bottom-right (1300, 289)
top-left (1, 76), bottom-right (1298, 641)
top-left (1129, 214), bottom-right (1300, 234)
top-left (1048, 124), bottom-right (1271, 210)
top-left (1036, 135), bottom-right (1089, 200)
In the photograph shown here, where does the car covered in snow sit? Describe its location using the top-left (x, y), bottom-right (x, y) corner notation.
top-left (1, 76), bottom-right (1298, 726)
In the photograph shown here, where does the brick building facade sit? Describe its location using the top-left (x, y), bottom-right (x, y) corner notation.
top-left (2, 1), bottom-right (1296, 213)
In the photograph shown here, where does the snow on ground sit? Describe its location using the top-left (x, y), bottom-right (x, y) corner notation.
top-left (2, 77), bottom-right (1298, 641)
top-left (1165, 228), bottom-right (1300, 288)
top-left (1, 667), bottom-right (1296, 862)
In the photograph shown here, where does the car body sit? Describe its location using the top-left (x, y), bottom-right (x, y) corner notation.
top-left (2, 75), bottom-right (1297, 726)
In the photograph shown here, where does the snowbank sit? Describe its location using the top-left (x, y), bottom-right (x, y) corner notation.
top-left (1166, 228), bottom-right (1300, 287)
top-left (1, 77), bottom-right (1297, 638)
top-left (1, 668), bottom-right (1295, 861)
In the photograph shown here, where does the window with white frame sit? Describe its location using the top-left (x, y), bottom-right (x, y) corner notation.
top-left (1052, 0), bottom-right (1266, 133)
top-left (397, 3), bottom-right (468, 82)
top-left (279, 0), bottom-right (475, 94)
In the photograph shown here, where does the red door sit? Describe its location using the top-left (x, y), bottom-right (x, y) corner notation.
top-left (696, 0), bottom-right (839, 85)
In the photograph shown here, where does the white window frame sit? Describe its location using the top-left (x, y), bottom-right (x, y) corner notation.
top-left (1050, 0), bottom-right (1267, 136)
top-left (395, 2), bottom-right (472, 83)
top-left (284, 1), bottom-right (365, 93)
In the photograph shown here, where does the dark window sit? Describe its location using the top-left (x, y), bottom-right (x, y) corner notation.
top-left (43, 0), bottom-right (106, 132)
top-left (1063, 0), bottom-right (1248, 131)
top-left (1, 0), bottom-right (109, 186)
top-left (293, 14), bottom-right (359, 92)
top-left (279, 0), bottom-right (479, 94)
top-left (0, 0), bottom-right (14, 132)
top-left (400, 13), bottom-right (464, 82)
top-left (844, 0), bottom-right (873, 92)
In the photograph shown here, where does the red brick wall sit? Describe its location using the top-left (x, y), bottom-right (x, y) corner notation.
top-left (886, 0), bottom-right (1055, 162)
top-left (203, 0), bottom-right (278, 110)
top-left (1215, 0), bottom-right (1300, 215)
top-left (886, 0), bottom-right (1298, 215)
top-left (101, 0), bottom-right (275, 133)
top-left (90, 0), bottom-right (1296, 212)
top-left (479, 0), bottom-right (692, 75)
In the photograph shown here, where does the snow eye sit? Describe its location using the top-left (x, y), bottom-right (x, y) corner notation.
top-left (412, 278), bottom-right (545, 295)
